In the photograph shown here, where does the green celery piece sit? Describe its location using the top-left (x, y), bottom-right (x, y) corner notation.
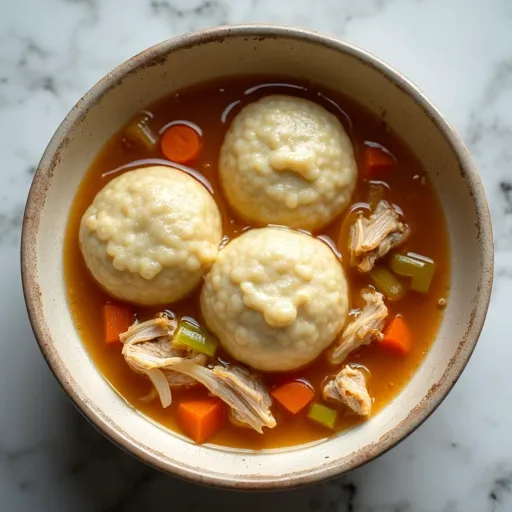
top-left (389, 252), bottom-right (436, 294)
top-left (124, 113), bottom-right (157, 151)
top-left (174, 320), bottom-right (218, 358)
top-left (307, 403), bottom-right (338, 429)
top-left (369, 265), bottom-right (407, 301)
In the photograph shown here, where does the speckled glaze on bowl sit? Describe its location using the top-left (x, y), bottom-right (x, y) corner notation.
top-left (21, 25), bottom-right (493, 490)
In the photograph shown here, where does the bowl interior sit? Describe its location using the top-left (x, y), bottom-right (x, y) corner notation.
top-left (22, 26), bottom-right (492, 488)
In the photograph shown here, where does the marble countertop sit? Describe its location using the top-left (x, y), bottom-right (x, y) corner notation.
top-left (1, 0), bottom-right (511, 510)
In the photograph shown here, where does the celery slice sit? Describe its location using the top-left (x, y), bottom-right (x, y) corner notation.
top-left (307, 403), bottom-right (338, 429)
top-left (389, 253), bottom-right (436, 293)
top-left (174, 320), bottom-right (218, 358)
top-left (124, 113), bottom-right (157, 151)
top-left (369, 265), bottom-right (407, 301)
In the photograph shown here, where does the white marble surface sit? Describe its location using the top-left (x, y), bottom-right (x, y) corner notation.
top-left (1, 0), bottom-right (511, 510)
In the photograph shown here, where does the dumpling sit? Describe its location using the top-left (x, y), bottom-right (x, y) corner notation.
top-left (79, 165), bottom-right (222, 305)
top-left (219, 95), bottom-right (357, 231)
top-left (200, 227), bottom-right (349, 371)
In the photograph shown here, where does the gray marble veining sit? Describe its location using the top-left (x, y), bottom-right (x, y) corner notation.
top-left (1, 0), bottom-right (511, 510)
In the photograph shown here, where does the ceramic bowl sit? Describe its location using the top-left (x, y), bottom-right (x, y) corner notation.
top-left (21, 25), bottom-right (493, 489)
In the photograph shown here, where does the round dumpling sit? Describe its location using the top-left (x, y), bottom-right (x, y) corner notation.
top-left (79, 165), bottom-right (222, 305)
top-left (200, 227), bottom-right (349, 372)
top-left (219, 95), bottom-right (357, 231)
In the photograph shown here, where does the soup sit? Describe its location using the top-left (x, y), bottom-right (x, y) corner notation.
top-left (64, 76), bottom-right (450, 450)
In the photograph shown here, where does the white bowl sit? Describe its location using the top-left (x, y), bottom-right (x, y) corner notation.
top-left (21, 25), bottom-right (493, 490)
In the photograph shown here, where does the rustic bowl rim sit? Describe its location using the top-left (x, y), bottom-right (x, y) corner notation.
top-left (21, 24), bottom-right (494, 490)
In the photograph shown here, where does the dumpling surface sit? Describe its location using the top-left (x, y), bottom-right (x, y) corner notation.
top-left (80, 165), bottom-right (222, 305)
top-left (201, 227), bottom-right (349, 371)
top-left (219, 95), bottom-right (357, 231)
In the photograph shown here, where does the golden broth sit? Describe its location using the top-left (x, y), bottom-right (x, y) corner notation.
top-left (64, 76), bottom-right (450, 449)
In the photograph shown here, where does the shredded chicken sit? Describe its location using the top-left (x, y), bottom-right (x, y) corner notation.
top-left (229, 409), bottom-right (254, 429)
top-left (119, 314), bottom-right (177, 345)
top-left (323, 365), bottom-right (372, 416)
top-left (170, 361), bottom-right (276, 434)
top-left (120, 317), bottom-right (206, 408)
top-left (120, 318), bottom-right (275, 433)
top-left (349, 200), bottom-right (409, 272)
top-left (328, 290), bottom-right (388, 365)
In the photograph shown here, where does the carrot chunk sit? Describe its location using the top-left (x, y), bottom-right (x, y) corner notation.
top-left (104, 303), bottom-right (131, 344)
top-left (362, 146), bottom-right (395, 177)
top-left (271, 381), bottom-right (315, 414)
top-left (177, 399), bottom-right (226, 444)
top-left (380, 315), bottom-right (412, 355)
top-left (161, 124), bottom-right (201, 164)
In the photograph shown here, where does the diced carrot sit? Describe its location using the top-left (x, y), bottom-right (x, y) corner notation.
top-left (271, 381), bottom-right (315, 414)
top-left (161, 124), bottom-right (201, 164)
top-left (380, 315), bottom-right (412, 355)
top-left (177, 399), bottom-right (226, 444)
top-left (362, 146), bottom-right (395, 177)
top-left (104, 303), bottom-right (131, 344)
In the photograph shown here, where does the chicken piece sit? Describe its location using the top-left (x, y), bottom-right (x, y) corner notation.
top-left (323, 365), bottom-right (372, 416)
top-left (120, 316), bottom-right (206, 408)
top-left (229, 408), bottom-right (255, 429)
top-left (349, 200), bottom-right (409, 272)
top-left (170, 361), bottom-right (276, 434)
top-left (120, 317), bottom-right (276, 433)
top-left (119, 314), bottom-right (177, 345)
top-left (215, 366), bottom-right (274, 431)
top-left (328, 290), bottom-right (388, 365)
